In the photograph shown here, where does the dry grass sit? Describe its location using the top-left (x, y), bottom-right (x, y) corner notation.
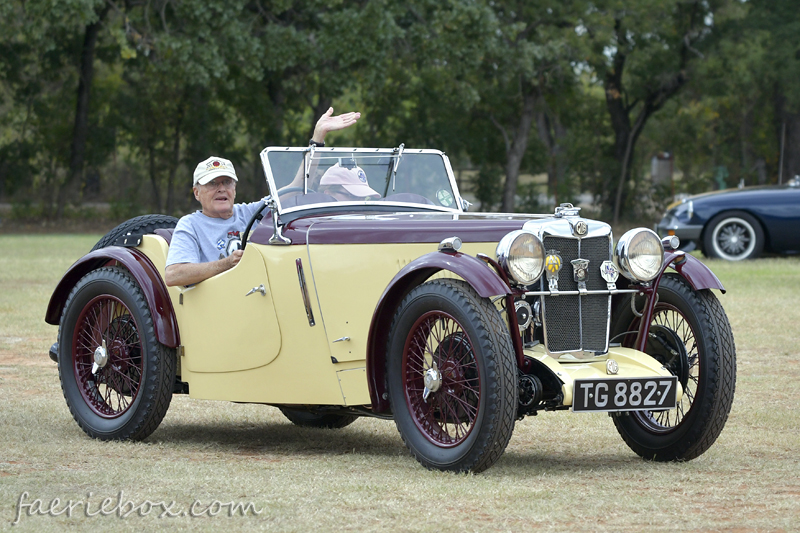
top-left (1, 235), bottom-right (799, 531)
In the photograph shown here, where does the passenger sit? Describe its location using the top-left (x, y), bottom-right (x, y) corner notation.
top-left (164, 107), bottom-right (360, 287)
top-left (317, 164), bottom-right (382, 201)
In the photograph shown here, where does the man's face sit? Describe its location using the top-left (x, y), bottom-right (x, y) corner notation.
top-left (194, 176), bottom-right (236, 218)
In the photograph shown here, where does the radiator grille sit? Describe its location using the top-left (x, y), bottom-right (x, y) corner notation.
top-left (541, 235), bottom-right (611, 353)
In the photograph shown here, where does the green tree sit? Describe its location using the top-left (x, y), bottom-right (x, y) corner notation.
top-left (579, 0), bottom-right (721, 224)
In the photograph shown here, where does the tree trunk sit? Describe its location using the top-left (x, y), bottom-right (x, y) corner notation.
top-left (57, 5), bottom-right (109, 218)
top-left (165, 98), bottom-right (185, 215)
top-left (500, 83), bottom-right (537, 212)
top-left (535, 93), bottom-right (567, 205)
top-left (774, 86), bottom-right (800, 182)
top-left (149, 145), bottom-right (162, 212)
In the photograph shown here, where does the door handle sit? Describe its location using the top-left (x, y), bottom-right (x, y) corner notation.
top-left (245, 284), bottom-right (266, 297)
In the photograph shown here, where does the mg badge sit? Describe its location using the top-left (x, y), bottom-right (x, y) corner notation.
top-left (571, 258), bottom-right (589, 282)
top-left (600, 260), bottom-right (619, 290)
top-left (545, 251), bottom-right (562, 292)
top-left (574, 220), bottom-right (588, 236)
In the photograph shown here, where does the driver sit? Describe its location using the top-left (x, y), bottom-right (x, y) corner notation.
top-left (165, 107), bottom-right (360, 287)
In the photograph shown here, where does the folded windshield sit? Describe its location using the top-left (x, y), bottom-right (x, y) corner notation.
top-left (260, 147), bottom-right (461, 214)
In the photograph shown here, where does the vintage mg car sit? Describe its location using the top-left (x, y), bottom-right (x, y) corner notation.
top-left (46, 145), bottom-right (737, 473)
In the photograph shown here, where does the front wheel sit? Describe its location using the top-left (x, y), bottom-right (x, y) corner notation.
top-left (609, 274), bottom-right (736, 461)
top-left (703, 211), bottom-right (763, 260)
top-left (58, 267), bottom-right (175, 440)
top-left (386, 279), bottom-right (517, 473)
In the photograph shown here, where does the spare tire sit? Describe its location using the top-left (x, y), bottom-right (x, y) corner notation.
top-left (91, 214), bottom-right (179, 251)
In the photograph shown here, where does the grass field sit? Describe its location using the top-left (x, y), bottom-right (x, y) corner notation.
top-left (1, 234), bottom-right (799, 531)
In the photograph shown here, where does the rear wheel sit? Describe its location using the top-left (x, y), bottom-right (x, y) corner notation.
top-left (609, 274), bottom-right (736, 461)
top-left (58, 266), bottom-right (175, 440)
top-left (386, 279), bottom-right (517, 473)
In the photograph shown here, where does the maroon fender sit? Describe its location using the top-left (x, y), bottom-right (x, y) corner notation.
top-left (664, 251), bottom-right (726, 293)
top-left (45, 246), bottom-right (180, 347)
top-left (633, 251), bottom-right (725, 351)
top-left (365, 251), bottom-right (511, 413)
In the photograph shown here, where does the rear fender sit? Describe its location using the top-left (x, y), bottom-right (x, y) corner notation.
top-left (45, 246), bottom-right (180, 347)
top-left (365, 251), bottom-right (511, 414)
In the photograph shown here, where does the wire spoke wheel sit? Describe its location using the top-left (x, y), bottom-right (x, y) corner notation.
top-left (58, 267), bottom-right (175, 441)
top-left (403, 311), bottom-right (480, 447)
top-left (387, 279), bottom-right (517, 473)
top-left (628, 304), bottom-right (698, 433)
top-left (609, 274), bottom-right (736, 461)
top-left (73, 295), bottom-right (143, 418)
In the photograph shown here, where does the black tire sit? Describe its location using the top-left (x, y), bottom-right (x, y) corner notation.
top-left (609, 274), bottom-right (736, 461)
top-left (279, 408), bottom-right (357, 429)
top-left (386, 279), bottom-right (517, 473)
top-left (91, 214), bottom-right (179, 251)
top-left (58, 266), bottom-right (175, 440)
top-left (703, 210), bottom-right (764, 260)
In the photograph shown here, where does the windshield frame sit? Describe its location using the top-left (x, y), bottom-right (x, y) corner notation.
top-left (259, 146), bottom-right (465, 216)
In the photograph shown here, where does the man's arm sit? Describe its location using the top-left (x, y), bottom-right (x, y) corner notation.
top-left (165, 250), bottom-right (243, 287)
top-left (281, 108), bottom-right (361, 191)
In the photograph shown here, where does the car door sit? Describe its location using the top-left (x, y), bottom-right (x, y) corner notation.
top-left (176, 246), bottom-right (282, 373)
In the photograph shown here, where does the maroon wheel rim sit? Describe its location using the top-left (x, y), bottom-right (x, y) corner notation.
top-left (72, 295), bottom-right (144, 418)
top-left (402, 310), bottom-right (480, 447)
top-left (627, 303), bottom-right (699, 433)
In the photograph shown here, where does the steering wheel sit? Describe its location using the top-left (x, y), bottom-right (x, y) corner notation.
top-left (240, 200), bottom-right (268, 252)
top-left (279, 186), bottom-right (316, 196)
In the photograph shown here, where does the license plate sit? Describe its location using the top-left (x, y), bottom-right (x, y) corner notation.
top-left (572, 376), bottom-right (678, 412)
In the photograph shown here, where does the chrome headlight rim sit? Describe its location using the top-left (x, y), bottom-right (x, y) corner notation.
top-left (496, 230), bottom-right (546, 286)
top-left (614, 228), bottom-right (664, 282)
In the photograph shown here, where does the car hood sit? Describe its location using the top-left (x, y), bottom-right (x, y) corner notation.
top-left (686, 182), bottom-right (798, 203)
top-left (250, 212), bottom-right (546, 246)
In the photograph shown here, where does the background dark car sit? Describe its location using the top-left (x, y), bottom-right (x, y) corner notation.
top-left (657, 177), bottom-right (800, 260)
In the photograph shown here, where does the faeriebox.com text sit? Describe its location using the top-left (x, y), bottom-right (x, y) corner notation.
top-left (12, 491), bottom-right (263, 524)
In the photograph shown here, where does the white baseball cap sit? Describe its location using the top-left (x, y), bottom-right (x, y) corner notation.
top-left (193, 156), bottom-right (238, 186)
top-left (319, 164), bottom-right (380, 198)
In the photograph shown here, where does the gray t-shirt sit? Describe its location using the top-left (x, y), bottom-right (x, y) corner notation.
top-left (166, 201), bottom-right (263, 267)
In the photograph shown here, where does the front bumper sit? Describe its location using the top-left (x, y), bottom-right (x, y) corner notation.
top-left (525, 344), bottom-right (683, 408)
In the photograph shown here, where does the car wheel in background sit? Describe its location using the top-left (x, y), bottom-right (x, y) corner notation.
top-left (609, 274), bottom-right (736, 461)
top-left (703, 211), bottom-right (764, 260)
top-left (58, 266), bottom-right (175, 440)
top-left (386, 279), bottom-right (517, 473)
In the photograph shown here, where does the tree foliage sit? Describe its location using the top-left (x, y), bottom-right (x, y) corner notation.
top-left (0, 0), bottom-right (797, 224)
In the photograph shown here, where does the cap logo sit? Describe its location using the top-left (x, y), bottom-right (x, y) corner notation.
top-left (212, 161), bottom-right (221, 168)
top-left (357, 169), bottom-right (367, 183)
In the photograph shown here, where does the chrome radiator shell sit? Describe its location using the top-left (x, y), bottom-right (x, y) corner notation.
top-left (522, 218), bottom-right (613, 354)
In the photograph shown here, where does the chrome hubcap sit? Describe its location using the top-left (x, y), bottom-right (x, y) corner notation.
top-left (92, 341), bottom-right (108, 375)
top-left (422, 367), bottom-right (441, 402)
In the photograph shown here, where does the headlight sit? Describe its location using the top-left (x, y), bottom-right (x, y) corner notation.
top-left (496, 230), bottom-right (545, 286)
top-left (672, 199), bottom-right (693, 221)
top-left (615, 228), bottom-right (664, 282)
